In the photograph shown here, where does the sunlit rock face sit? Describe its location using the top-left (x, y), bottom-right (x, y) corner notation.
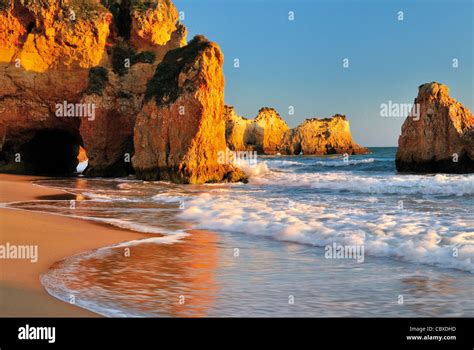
top-left (396, 82), bottom-right (474, 173)
top-left (224, 106), bottom-right (289, 155)
top-left (0, 0), bottom-right (111, 72)
top-left (279, 115), bottom-right (369, 155)
top-left (132, 35), bottom-right (246, 184)
top-left (129, 0), bottom-right (187, 58)
top-left (0, 0), bottom-right (187, 176)
top-left (224, 106), bottom-right (253, 152)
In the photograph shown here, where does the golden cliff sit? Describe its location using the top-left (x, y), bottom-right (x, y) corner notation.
top-left (224, 106), bottom-right (289, 154)
top-left (396, 82), bottom-right (474, 173)
top-left (224, 106), bottom-right (366, 156)
top-left (0, 0), bottom-right (186, 175)
top-left (279, 115), bottom-right (369, 155)
top-left (132, 35), bottom-right (246, 184)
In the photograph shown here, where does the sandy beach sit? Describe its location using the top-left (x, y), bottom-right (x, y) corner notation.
top-left (0, 174), bottom-right (150, 317)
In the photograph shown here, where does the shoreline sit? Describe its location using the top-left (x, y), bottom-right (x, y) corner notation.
top-left (0, 174), bottom-right (152, 317)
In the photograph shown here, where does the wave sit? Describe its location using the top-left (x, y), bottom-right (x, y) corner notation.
top-left (250, 172), bottom-right (474, 196)
top-left (263, 159), bottom-right (304, 167)
top-left (233, 158), bottom-right (270, 178)
top-left (176, 193), bottom-right (474, 273)
top-left (87, 217), bottom-right (187, 236)
top-left (313, 158), bottom-right (376, 167)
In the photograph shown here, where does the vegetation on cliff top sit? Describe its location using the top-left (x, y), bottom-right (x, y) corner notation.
top-left (131, 0), bottom-right (159, 13)
top-left (305, 115), bottom-right (347, 123)
top-left (69, 0), bottom-right (107, 19)
top-left (1, 0), bottom-right (108, 19)
top-left (111, 43), bottom-right (156, 76)
top-left (101, 0), bottom-right (161, 39)
top-left (145, 35), bottom-right (214, 106)
top-left (86, 66), bottom-right (109, 96)
top-left (0, 0), bottom-right (10, 11)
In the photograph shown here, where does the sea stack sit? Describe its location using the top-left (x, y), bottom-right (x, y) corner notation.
top-left (224, 106), bottom-right (289, 154)
top-left (279, 115), bottom-right (369, 155)
top-left (132, 35), bottom-right (246, 184)
top-left (396, 82), bottom-right (474, 173)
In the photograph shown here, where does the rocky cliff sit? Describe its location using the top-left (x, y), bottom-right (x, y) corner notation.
top-left (132, 35), bottom-right (246, 183)
top-left (279, 115), bottom-right (368, 155)
top-left (0, 0), bottom-right (186, 175)
top-left (396, 82), bottom-right (474, 173)
top-left (224, 106), bottom-right (253, 152)
top-left (224, 106), bottom-right (289, 154)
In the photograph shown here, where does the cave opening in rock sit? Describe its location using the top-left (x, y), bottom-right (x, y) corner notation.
top-left (293, 143), bottom-right (302, 155)
top-left (26, 21), bottom-right (35, 34)
top-left (21, 130), bottom-right (83, 176)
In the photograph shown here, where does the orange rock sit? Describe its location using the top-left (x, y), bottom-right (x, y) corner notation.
top-left (225, 106), bottom-right (289, 154)
top-left (129, 0), bottom-right (187, 59)
top-left (0, 0), bottom-right (187, 176)
top-left (132, 35), bottom-right (246, 183)
top-left (79, 62), bottom-right (160, 177)
top-left (77, 146), bottom-right (88, 163)
top-left (279, 115), bottom-right (368, 155)
top-left (0, 1), bottom-right (111, 72)
top-left (396, 82), bottom-right (474, 173)
top-left (224, 106), bottom-right (254, 152)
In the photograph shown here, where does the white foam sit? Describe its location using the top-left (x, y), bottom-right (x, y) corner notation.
top-left (232, 158), bottom-right (270, 178)
top-left (250, 171), bottom-right (474, 196)
top-left (177, 192), bottom-right (474, 273)
top-left (109, 232), bottom-right (188, 248)
top-left (264, 159), bottom-right (303, 167)
top-left (82, 192), bottom-right (141, 202)
top-left (87, 217), bottom-right (186, 236)
top-left (314, 158), bottom-right (375, 167)
top-left (151, 193), bottom-right (189, 203)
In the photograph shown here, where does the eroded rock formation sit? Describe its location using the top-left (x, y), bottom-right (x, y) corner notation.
top-left (224, 106), bottom-right (289, 154)
top-left (396, 82), bottom-right (474, 173)
top-left (0, 0), bottom-right (186, 176)
top-left (128, 0), bottom-right (186, 59)
top-left (279, 115), bottom-right (368, 155)
top-left (132, 35), bottom-right (246, 183)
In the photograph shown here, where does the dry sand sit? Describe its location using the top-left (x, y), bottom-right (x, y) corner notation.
top-left (0, 174), bottom-right (150, 317)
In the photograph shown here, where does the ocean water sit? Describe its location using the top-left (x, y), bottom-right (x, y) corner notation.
top-left (7, 147), bottom-right (474, 316)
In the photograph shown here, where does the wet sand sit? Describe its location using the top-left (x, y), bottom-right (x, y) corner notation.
top-left (0, 174), bottom-right (151, 317)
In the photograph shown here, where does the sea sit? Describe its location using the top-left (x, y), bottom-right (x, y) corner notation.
top-left (6, 147), bottom-right (474, 317)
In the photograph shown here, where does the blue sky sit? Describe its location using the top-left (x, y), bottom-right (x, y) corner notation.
top-left (173, 0), bottom-right (473, 146)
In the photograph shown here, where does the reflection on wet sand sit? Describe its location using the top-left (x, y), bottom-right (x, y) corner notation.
top-left (401, 276), bottom-right (458, 296)
top-left (46, 230), bottom-right (219, 317)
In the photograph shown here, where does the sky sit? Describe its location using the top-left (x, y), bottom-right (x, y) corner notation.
top-left (173, 0), bottom-right (473, 146)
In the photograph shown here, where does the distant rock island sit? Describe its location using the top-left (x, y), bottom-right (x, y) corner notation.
top-left (224, 106), bottom-right (289, 155)
top-left (396, 82), bottom-right (474, 173)
top-left (225, 106), bottom-right (367, 155)
top-left (279, 115), bottom-right (368, 155)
